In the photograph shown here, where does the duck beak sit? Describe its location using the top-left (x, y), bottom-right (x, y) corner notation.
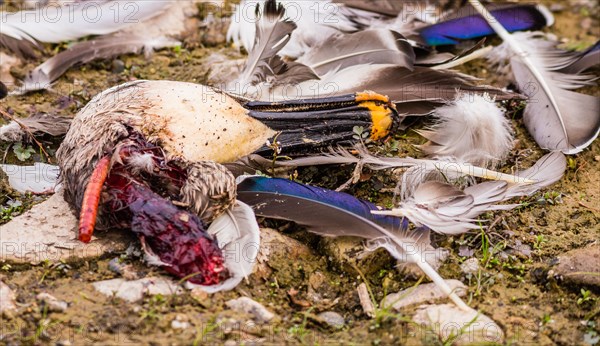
top-left (243, 91), bottom-right (401, 155)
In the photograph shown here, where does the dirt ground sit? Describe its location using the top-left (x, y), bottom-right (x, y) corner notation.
top-left (0, 1), bottom-right (599, 345)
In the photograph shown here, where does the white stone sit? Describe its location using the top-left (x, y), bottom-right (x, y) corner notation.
top-left (92, 277), bottom-right (182, 302)
top-left (36, 292), bottom-right (68, 312)
top-left (225, 297), bottom-right (275, 323)
top-left (382, 280), bottom-right (467, 311)
top-left (460, 258), bottom-right (480, 275)
top-left (0, 191), bottom-right (129, 263)
top-left (0, 280), bottom-right (16, 312)
top-left (413, 304), bottom-right (504, 345)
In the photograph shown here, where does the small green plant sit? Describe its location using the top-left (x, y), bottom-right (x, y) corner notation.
top-left (538, 191), bottom-right (563, 205)
top-left (479, 227), bottom-right (505, 268)
top-left (1, 200), bottom-right (24, 221)
top-left (577, 289), bottom-right (596, 305)
top-left (440, 313), bottom-right (480, 346)
top-left (287, 307), bottom-right (313, 344)
top-left (541, 313), bottom-right (552, 325)
top-left (533, 234), bottom-right (547, 250)
top-left (584, 321), bottom-right (600, 345)
top-left (193, 318), bottom-right (218, 346)
top-left (567, 157), bottom-right (577, 170)
top-left (38, 260), bottom-right (71, 284)
top-left (138, 294), bottom-right (167, 323)
top-left (13, 142), bottom-right (36, 161)
top-left (30, 306), bottom-right (62, 343)
top-left (352, 125), bottom-right (371, 144)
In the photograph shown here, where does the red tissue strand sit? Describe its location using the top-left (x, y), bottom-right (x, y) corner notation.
top-left (78, 156), bottom-right (111, 243)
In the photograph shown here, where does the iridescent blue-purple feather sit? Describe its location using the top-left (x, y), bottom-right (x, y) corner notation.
top-left (237, 176), bottom-right (406, 231)
top-left (418, 5), bottom-right (552, 46)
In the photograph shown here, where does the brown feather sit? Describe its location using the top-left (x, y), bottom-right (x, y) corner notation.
top-left (19, 34), bottom-right (179, 93)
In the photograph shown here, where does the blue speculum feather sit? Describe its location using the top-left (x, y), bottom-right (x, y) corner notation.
top-left (418, 5), bottom-right (550, 46)
top-left (238, 176), bottom-right (407, 231)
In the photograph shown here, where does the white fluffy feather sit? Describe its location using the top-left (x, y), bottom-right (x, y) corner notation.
top-left (186, 201), bottom-right (260, 293)
top-left (417, 93), bottom-right (514, 167)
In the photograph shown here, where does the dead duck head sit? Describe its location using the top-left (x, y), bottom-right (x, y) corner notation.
top-left (56, 79), bottom-right (399, 285)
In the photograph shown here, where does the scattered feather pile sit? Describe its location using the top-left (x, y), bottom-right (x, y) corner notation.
top-left (372, 151), bottom-right (566, 234)
top-left (237, 176), bottom-right (471, 310)
top-left (228, 0), bottom-right (554, 58)
top-left (471, 0), bottom-right (600, 154)
top-left (227, 0), bottom-right (516, 106)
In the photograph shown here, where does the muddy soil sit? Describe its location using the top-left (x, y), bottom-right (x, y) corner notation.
top-left (0, 1), bottom-right (599, 345)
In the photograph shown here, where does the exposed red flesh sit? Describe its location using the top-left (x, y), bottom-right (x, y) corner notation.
top-left (78, 156), bottom-right (111, 243)
top-left (80, 131), bottom-right (229, 285)
top-left (109, 181), bottom-right (228, 285)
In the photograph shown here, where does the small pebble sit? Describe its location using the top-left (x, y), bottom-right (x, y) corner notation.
top-left (36, 292), bottom-right (68, 313)
top-left (460, 258), bottom-right (480, 275)
top-left (171, 319), bottom-right (190, 329)
top-left (458, 245), bottom-right (475, 257)
top-left (581, 17), bottom-right (592, 31)
top-left (225, 297), bottom-right (275, 323)
top-left (108, 258), bottom-right (139, 280)
top-left (111, 59), bottom-right (125, 74)
top-left (0, 280), bottom-right (16, 313)
top-left (308, 271), bottom-right (326, 290)
top-left (550, 245), bottom-right (600, 289)
top-left (317, 311), bottom-right (345, 329)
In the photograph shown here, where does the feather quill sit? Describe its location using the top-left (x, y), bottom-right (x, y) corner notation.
top-left (188, 201), bottom-right (261, 292)
top-left (280, 145), bottom-right (534, 184)
top-left (261, 64), bottom-right (517, 103)
top-left (237, 176), bottom-right (470, 311)
top-left (504, 151), bottom-right (566, 198)
top-left (17, 34), bottom-right (179, 93)
top-left (0, 1), bottom-right (171, 57)
top-left (469, 0), bottom-right (600, 154)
